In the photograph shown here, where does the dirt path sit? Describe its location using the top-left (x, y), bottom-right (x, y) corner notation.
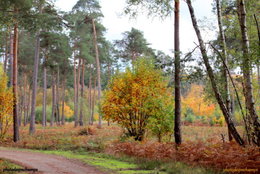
top-left (0, 148), bottom-right (107, 174)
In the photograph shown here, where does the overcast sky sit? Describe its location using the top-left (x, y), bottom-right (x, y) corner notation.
top-left (55, 0), bottom-right (217, 56)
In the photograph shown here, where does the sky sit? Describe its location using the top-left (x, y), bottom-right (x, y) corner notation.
top-left (55, 0), bottom-right (217, 56)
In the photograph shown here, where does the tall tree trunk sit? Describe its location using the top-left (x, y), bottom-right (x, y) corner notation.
top-left (56, 68), bottom-right (60, 125)
top-left (13, 21), bottom-right (19, 142)
top-left (174, 0), bottom-right (182, 145)
top-left (61, 79), bottom-right (66, 125)
top-left (9, 33), bottom-right (13, 86)
top-left (42, 65), bottom-right (47, 127)
top-left (92, 19), bottom-right (102, 128)
top-left (186, 0), bottom-right (244, 146)
top-left (237, 0), bottom-right (260, 146)
top-left (92, 77), bottom-right (96, 124)
top-left (51, 71), bottom-right (56, 126)
top-left (73, 55), bottom-right (78, 127)
top-left (88, 69), bottom-right (93, 125)
top-left (29, 30), bottom-right (41, 134)
top-left (75, 59), bottom-right (81, 127)
top-left (216, 0), bottom-right (233, 141)
top-left (253, 14), bottom-right (260, 99)
top-left (79, 59), bottom-right (85, 126)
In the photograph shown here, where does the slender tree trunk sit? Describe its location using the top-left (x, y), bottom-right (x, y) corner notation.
top-left (253, 14), bottom-right (260, 99)
top-left (92, 19), bottom-right (102, 128)
top-left (29, 30), bottom-right (41, 134)
top-left (56, 68), bottom-right (60, 125)
top-left (174, 0), bottom-right (182, 145)
top-left (73, 54), bottom-right (78, 127)
top-left (237, 0), bottom-right (260, 146)
top-left (186, 0), bottom-right (244, 146)
top-left (79, 59), bottom-right (85, 126)
top-left (92, 77), bottom-right (96, 124)
top-left (88, 69), bottom-right (93, 125)
top-left (9, 33), bottom-right (13, 86)
top-left (51, 71), bottom-right (56, 126)
top-left (42, 65), bottom-right (47, 127)
top-left (61, 79), bottom-right (66, 125)
top-left (13, 21), bottom-right (19, 142)
top-left (216, 0), bottom-right (233, 141)
top-left (75, 59), bottom-right (81, 127)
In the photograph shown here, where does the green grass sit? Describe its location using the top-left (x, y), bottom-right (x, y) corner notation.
top-left (0, 158), bottom-right (28, 174)
top-left (6, 148), bottom-right (218, 174)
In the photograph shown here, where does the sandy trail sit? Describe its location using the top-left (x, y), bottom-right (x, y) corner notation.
top-left (0, 148), bottom-right (106, 174)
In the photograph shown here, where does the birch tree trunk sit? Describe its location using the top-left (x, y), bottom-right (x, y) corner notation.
top-left (216, 0), bottom-right (233, 141)
top-left (92, 19), bottom-right (102, 128)
top-left (237, 0), bottom-right (260, 146)
top-left (186, 0), bottom-right (244, 146)
top-left (174, 0), bottom-right (182, 145)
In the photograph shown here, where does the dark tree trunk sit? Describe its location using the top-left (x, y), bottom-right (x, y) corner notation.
top-left (186, 0), bottom-right (245, 146)
top-left (13, 21), bottom-right (19, 142)
top-left (216, 0), bottom-right (233, 141)
top-left (9, 33), bottom-right (13, 86)
top-left (174, 0), bottom-right (182, 145)
top-left (237, 0), bottom-right (260, 146)
top-left (79, 59), bottom-right (85, 126)
top-left (92, 19), bottom-right (102, 128)
top-left (42, 65), bottom-right (47, 127)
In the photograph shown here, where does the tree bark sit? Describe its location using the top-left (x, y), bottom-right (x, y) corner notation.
top-left (51, 71), bottom-right (56, 126)
top-left (73, 54), bottom-right (78, 127)
top-left (88, 68), bottom-right (93, 125)
top-left (237, 0), bottom-right (260, 146)
top-left (13, 21), bottom-right (19, 142)
top-left (9, 33), bottom-right (13, 86)
top-left (92, 19), bottom-right (102, 128)
top-left (29, 30), bottom-right (41, 134)
top-left (75, 58), bottom-right (81, 127)
top-left (216, 0), bottom-right (233, 141)
top-left (56, 68), bottom-right (60, 125)
top-left (79, 59), bottom-right (85, 126)
top-left (92, 77), bottom-right (96, 124)
top-left (174, 0), bottom-right (182, 145)
top-left (186, 0), bottom-right (244, 146)
top-left (42, 65), bottom-right (47, 127)
top-left (61, 79), bottom-right (66, 125)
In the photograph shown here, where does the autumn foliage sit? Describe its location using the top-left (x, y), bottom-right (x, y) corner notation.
top-left (0, 71), bottom-right (13, 139)
top-left (101, 58), bottom-right (174, 141)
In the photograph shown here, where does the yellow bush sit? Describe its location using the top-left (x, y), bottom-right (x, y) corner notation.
top-left (0, 71), bottom-right (13, 139)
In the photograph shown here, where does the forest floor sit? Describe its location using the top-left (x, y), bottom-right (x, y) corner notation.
top-left (0, 123), bottom-right (259, 174)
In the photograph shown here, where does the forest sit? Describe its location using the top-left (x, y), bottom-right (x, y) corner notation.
top-left (0, 0), bottom-right (259, 174)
